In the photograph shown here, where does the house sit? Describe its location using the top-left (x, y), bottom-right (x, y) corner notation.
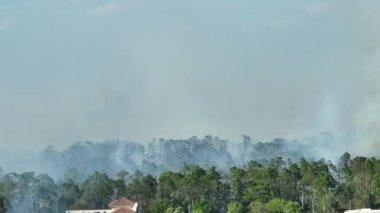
top-left (66, 197), bottom-right (138, 213)
top-left (345, 209), bottom-right (380, 213)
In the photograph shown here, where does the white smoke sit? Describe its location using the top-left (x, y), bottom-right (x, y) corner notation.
top-left (352, 2), bottom-right (380, 155)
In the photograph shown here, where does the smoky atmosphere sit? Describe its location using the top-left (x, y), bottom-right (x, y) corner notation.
top-left (1, 1), bottom-right (380, 213)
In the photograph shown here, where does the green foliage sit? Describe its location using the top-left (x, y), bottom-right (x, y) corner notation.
top-left (249, 200), bottom-right (267, 213)
top-left (244, 180), bottom-right (271, 203)
top-left (74, 171), bottom-right (114, 209)
top-left (149, 199), bottom-right (171, 213)
top-left (230, 167), bottom-right (246, 201)
top-left (284, 201), bottom-right (301, 213)
top-left (4, 153), bottom-right (380, 213)
top-left (250, 199), bottom-right (301, 213)
top-left (192, 198), bottom-right (213, 213)
top-left (32, 174), bottom-right (57, 212)
top-left (227, 201), bottom-right (244, 213)
top-left (157, 171), bottom-right (183, 207)
top-left (266, 198), bottom-right (286, 213)
top-left (165, 206), bottom-right (185, 213)
top-left (126, 171), bottom-right (157, 212)
top-left (57, 178), bottom-right (80, 211)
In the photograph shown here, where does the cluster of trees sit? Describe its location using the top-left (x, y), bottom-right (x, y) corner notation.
top-left (2, 152), bottom-right (380, 213)
top-left (0, 134), bottom-right (340, 180)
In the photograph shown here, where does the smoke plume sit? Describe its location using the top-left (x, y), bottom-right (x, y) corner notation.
top-left (353, 3), bottom-right (380, 155)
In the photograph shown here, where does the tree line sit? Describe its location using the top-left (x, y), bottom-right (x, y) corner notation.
top-left (0, 134), bottom-right (339, 180)
top-left (0, 152), bottom-right (379, 213)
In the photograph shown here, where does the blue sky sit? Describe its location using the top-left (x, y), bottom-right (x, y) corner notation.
top-left (0, 0), bottom-right (378, 150)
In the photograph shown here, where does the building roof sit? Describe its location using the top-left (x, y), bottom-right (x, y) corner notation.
top-left (109, 197), bottom-right (135, 208)
top-left (111, 207), bottom-right (136, 213)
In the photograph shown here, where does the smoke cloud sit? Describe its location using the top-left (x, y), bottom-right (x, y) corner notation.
top-left (0, 0), bottom-right (379, 158)
top-left (352, 2), bottom-right (380, 155)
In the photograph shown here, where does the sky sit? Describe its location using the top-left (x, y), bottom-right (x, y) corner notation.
top-left (0, 0), bottom-right (378, 150)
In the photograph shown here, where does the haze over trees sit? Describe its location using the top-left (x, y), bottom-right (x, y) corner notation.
top-left (1, 152), bottom-right (380, 212)
top-left (0, 133), bottom-right (344, 180)
top-left (0, 134), bottom-right (364, 213)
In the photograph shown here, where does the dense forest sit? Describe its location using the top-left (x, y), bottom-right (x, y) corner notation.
top-left (1, 152), bottom-right (380, 213)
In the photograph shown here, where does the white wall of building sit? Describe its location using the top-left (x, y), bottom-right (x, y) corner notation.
top-left (345, 209), bottom-right (380, 213)
top-left (66, 210), bottom-right (112, 213)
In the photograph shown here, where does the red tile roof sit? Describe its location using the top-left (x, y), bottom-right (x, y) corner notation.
top-left (109, 197), bottom-right (135, 208)
top-left (111, 207), bottom-right (136, 213)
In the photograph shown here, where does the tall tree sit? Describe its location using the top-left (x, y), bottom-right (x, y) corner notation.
top-left (126, 171), bottom-right (157, 213)
top-left (57, 178), bottom-right (80, 211)
top-left (74, 171), bottom-right (114, 209)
